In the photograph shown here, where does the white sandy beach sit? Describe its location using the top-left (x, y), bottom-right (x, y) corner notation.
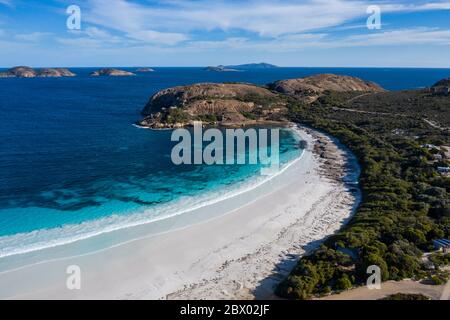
top-left (0, 125), bottom-right (360, 300)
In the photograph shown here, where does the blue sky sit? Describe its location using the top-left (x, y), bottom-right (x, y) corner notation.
top-left (1, 0), bottom-right (450, 67)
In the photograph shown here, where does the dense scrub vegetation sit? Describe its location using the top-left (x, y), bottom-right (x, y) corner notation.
top-left (341, 90), bottom-right (450, 127)
top-left (381, 293), bottom-right (431, 300)
top-left (275, 90), bottom-right (450, 299)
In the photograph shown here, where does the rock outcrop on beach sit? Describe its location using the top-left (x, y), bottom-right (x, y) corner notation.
top-left (90, 68), bottom-right (136, 77)
top-left (0, 66), bottom-right (76, 78)
top-left (268, 74), bottom-right (385, 102)
top-left (139, 83), bottom-right (287, 128)
top-left (136, 67), bottom-right (155, 72)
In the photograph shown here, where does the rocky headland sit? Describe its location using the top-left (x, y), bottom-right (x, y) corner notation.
top-left (0, 66), bottom-right (76, 78)
top-left (137, 74), bottom-right (386, 128)
top-left (138, 82), bottom-right (288, 128)
top-left (90, 68), bottom-right (136, 77)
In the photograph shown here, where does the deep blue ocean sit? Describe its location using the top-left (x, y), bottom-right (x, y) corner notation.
top-left (0, 67), bottom-right (448, 257)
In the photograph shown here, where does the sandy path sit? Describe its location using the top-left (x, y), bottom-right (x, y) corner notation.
top-left (319, 280), bottom-right (446, 300)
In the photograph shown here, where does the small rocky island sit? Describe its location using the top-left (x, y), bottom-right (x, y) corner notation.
top-left (137, 74), bottom-right (385, 129)
top-left (90, 68), bottom-right (136, 77)
top-left (204, 65), bottom-right (240, 72)
top-left (136, 67), bottom-right (155, 72)
top-left (0, 66), bottom-right (76, 78)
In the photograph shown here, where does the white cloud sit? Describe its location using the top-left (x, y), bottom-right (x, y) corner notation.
top-left (84, 0), bottom-right (188, 45)
top-left (27, 0), bottom-right (444, 50)
top-left (84, 0), bottom-right (370, 38)
top-left (84, 26), bottom-right (112, 39)
top-left (56, 24), bottom-right (450, 53)
top-left (57, 37), bottom-right (111, 48)
top-left (126, 30), bottom-right (188, 45)
top-left (82, 0), bottom-right (450, 41)
top-left (5, 0), bottom-right (450, 67)
top-left (15, 32), bottom-right (51, 42)
top-left (384, 1), bottom-right (450, 12)
top-left (178, 27), bottom-right (450, 53)
top-left (58, 27), bottom-right (123, 48)
top-left (74, 27), bottom-right (121, 42)
top-left (340, 27), bottom-right (450, 46)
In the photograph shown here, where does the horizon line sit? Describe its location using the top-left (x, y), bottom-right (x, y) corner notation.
top-left (1, 65), bottom-right (450, 69)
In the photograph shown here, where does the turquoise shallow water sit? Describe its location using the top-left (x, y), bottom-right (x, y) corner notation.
top-left (0, 127), bottom-right (300, 237)
top-left (0, 67), bottom-right (448, 257)
top-left (0, 128), bottom-right (302, 258)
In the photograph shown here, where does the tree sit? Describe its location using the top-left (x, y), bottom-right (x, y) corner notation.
top-left (335, 274), bottom-right (353, 291)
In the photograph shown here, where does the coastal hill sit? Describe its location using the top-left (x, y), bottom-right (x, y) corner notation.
top-left (90, 68), bottom-right (136, 77)
top-left (139, 83), bottom-right (287, 128)
top-left (0, 66), bottom-right (76, 78)
top-left (433, 78), bottom-right (450, 87)
top-left (138, 74), bottom-right (385, 128)
top-left (430, 78), bottom-right (450, 95)
top-left (268, 74), bottom-right (385, 102)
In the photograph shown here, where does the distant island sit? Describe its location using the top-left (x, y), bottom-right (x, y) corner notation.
top-left (136, 67), bottom-right (155, 72)
top-left (205, 62), bottom-right (278, 72)
top-left (90, 68), bottom-right (136, 77)
top-left (0, 66), bottom-right (76, 78)
top-left (204, 65), bottom-right (240, 72)
top-left (227, 62), bottom-right (278, 69)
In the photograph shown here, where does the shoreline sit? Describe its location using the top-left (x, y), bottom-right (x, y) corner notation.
top-left (166, 124), bottom-right (361, 299)
top-left (0, 125), bottom-right (361, 299)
